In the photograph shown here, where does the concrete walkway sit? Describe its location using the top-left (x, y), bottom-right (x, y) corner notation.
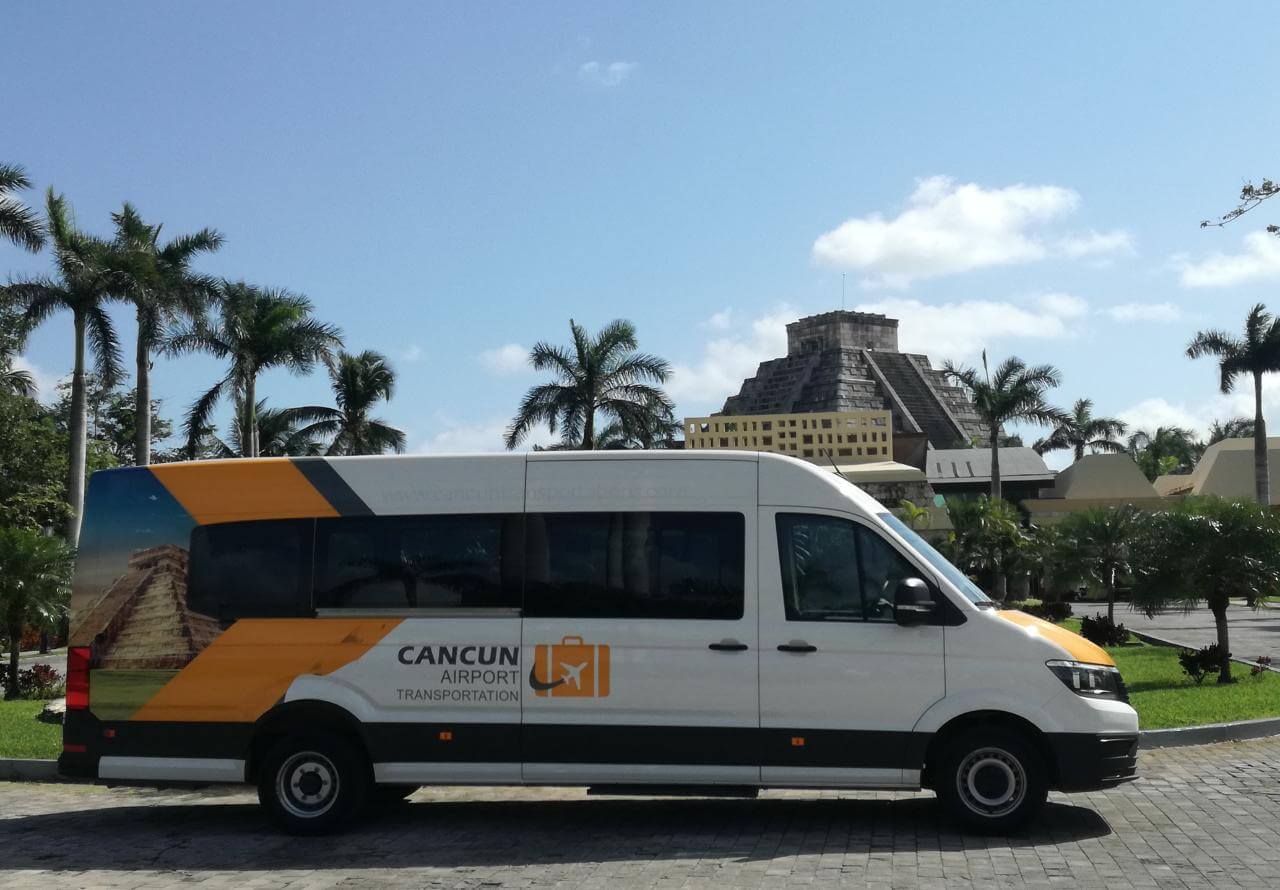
top-left (1077, 603), bottom-right (1280, 664)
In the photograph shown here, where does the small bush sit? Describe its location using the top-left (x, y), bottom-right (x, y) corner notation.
top-left (1250, 655), bottom-right (1274, 677)
top-left (1027, 601), bottom-right (1072, 622)
top-left (1178, 644), bottom-right (1230, 685)
top-left (1, 663), bottom-right (66, 700)
top-left (1079, 614), bottom-right (1130, 647)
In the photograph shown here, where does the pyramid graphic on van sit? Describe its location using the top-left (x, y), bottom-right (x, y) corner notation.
top-left (71, 545), bottom-right (221, 670)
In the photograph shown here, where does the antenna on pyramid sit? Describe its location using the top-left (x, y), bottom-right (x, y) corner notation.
top-left (841, 273), bottom-right (846, 311)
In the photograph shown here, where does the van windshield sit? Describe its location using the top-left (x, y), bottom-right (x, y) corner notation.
top-left (877, 512), bottom-right (993, 606)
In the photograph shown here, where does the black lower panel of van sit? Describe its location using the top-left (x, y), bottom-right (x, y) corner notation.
top-left (1047, 732), bottom-right (1139, 791)
top-left (588, 785), bottom-right (760, 798)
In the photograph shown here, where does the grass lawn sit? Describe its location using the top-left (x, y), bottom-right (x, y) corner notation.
top-left (1059, 618), bottom-right (1280, 729)
top-left (0, 700), bottom-right (61, 760)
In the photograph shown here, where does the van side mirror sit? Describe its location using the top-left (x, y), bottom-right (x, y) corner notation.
top-left (893, 578), bottom-right (935, 626)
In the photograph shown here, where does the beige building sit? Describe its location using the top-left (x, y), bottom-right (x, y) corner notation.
top-left (683, 409), bottom-right (893, 463)
top-left (1024, 454), bottom-right (1168, 523)
top-left (1154, 436), bottom-right (1280, 504)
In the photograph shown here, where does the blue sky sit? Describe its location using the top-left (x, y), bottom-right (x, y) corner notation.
top-left (4, 3), bottom-right (1280, 466)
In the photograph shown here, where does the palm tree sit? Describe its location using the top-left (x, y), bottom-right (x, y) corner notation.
top-left (942, 355), bottom-right (1067, 499)
top-left (1187, 305), bottom-right (1280, 504)
top-left (0, 163), bottom-right (44, 252)
top-left (0, 527), bottom-right (73, 699)
top-left (197, 399), bottom-right (327, 458)
top-left (290, 350), bottom-right (406, 455)
top-left (505, 318), bottom-right (674, 450)
top-left (1055, 505), bottom-right (1145, 623)
top-left (168, 281), bottom-right (342, 458)
top-left (0, 364), bottom-right (36, 397)
top-left (1033, 398), bottom-right (1127, 462)
top-left (110, 203), bottom-right (222, 466)
top-left (2, 191), bottom-right (123, 546)
top-left (1207, 416), bottom-right (1255, 445)
top-left (1127, 426), bottom-right (1201, 480)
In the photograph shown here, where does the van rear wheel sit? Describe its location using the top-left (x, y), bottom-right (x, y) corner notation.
top-left (258, 733), bottom-right (369, 835)
top-left (934, 728), bottom-right (1047, 833)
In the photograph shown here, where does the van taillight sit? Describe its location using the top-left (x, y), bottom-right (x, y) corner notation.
top-left (66, 646), bottom-right (90, 710)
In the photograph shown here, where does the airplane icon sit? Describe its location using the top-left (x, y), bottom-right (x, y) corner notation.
top-left (558, 661), bottom-right (589, 689)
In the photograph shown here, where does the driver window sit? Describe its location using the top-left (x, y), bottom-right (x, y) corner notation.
top-left (776, 514), bottom-right (919, 623)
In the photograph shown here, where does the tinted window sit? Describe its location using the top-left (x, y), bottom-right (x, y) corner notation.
top-left (314, 514), bottom-right (521, 610)
top-left (524, 512), bottom-right (744, 619)
top-left (776, 514), bottom-right (918, 622)
top-left (187, 520), bottom-right (313, 619)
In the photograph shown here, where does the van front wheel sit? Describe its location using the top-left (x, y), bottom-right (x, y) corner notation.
top-left (258, 733), bottom-right (369, 835)
top-left (935, 729), bottom-right (1047, 833)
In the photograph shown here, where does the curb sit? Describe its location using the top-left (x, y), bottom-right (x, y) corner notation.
top-left (1140, 716), bottom-right (1280, 748)
top-left (0, 759), bottom-right (59, 782)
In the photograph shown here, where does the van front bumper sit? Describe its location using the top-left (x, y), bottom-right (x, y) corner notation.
top-left (1047, 732), bottom-right (1139, 791)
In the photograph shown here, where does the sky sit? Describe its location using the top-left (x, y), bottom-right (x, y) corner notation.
top-left (4, 3), bottom-right (1280, 469)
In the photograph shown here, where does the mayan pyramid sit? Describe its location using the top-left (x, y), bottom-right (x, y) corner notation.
top-left (720, 310), bottom-right (987, 448)
top-left (72, 545), bottom-right (222, 671)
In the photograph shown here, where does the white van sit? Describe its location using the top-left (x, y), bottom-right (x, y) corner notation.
top-left (61, 450), bottom-right (1138, 834)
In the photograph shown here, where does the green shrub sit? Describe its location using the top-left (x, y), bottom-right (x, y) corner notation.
top-left (1, 663), bottom-right (65, 700)
top-left (1179, 644), bottom-right (1229, 685)
top-left (1028, 600), bottom-right (1072, 622)
top-left (1079, 614), bottom-right (1130, 647)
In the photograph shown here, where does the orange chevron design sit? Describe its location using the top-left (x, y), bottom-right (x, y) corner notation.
top-left (130, 618), bottom-right (402, 723)
top-left (149, 459), bottom-right (339, 526)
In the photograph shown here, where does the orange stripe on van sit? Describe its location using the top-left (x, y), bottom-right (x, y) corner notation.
top-left (150, 459), bottom-right (339, 525)
top-left (997, 610), bottom-right (1115, 667)
top-left (129, 618), bottom-right (401, 723)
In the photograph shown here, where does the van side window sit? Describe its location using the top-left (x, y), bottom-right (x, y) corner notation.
top-left (524, 512), bottom-right (744, 619)
top-left (187, 520), bottom-right (314, 620)
top-left (314, 515), bottom-right (522, 611)
top-left (775, 514), bottom-right (916, 622)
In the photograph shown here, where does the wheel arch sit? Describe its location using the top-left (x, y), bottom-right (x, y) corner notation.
top-left (247, 700), bottom-right (372, 783)
top-left (920, 710), bottom-right (1057, 789)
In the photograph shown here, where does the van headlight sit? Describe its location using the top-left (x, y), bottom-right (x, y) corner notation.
top-left (1046, 660), bottom-right (1128, 702)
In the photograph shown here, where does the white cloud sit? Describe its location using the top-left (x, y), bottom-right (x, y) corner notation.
top-left (811, 177), bottom-right (1128, 289)
top-left (1102, 302), bottom-right (1183, 324)
top-left (667, 306), bottom-right (795, 412)
top-left (1176, 231), bottom-right (1280, 287)
top-left (578, 61), bottom-right (636, 87)
top-left (1117, 384), bottom-right (1280, 443)
top-left (416, 416), bottom-right (559, 454)
top-left (1057, 229), bottom-right (1135, 259)
top-left (478, 343), bottom-right (529, 376)
top-left (853, 294), bottom-right (1089, 362)
top-left (10, 355), bottom-right (60, 401)
top-left (702, 308), bottom-right (733, 331)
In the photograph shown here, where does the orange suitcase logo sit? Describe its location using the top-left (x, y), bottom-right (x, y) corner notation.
top-left (529, 635), bottom-right (611, 697)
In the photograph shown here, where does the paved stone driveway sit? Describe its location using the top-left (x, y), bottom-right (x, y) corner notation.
top-left (1078, 603), bottom-right (1280, 665)
top-left (2, 737), bottom-right (1280, 888)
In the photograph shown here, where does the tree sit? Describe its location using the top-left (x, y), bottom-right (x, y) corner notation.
top-left (942, 355), bottom-right (1067, 499)
top-left (1201, 178), bottom-right (1278, 236)
top-left (1133, 497), bottom-right (1280, 684)
top-left (51, 376), bottom-right (173, 466)
top-left (1187, 304), bottom-right (1280, 504)
top-left (0, 528), bottom-right (73, 699)
top-left (0, 390), bottom-right (69, 531)
top-left (2, 190), bottom-right (123, 546)
top-left (198, 399), bottom-right (327, 458)
top-left (0, 162), bottom-right (44, 252)
top-left (1033, 398), bottom-right (1127, 462)
top-left (504, 318), bottom-right (674, 451)
top-left (291, 350), bottom-right (405, 456)
top-left (1127, 426), bottom-right (1201, 481)
top-left (0, 307), bottom-right (36, 397)
top-left (110, 203), bottom-right (222, 466)
top-left (943, 496), bottom-right (1025, 600)
top-left (543, 402), bottom-right (682, 451)
top-left (1208, 417), bottom-right (1255, 445)
top-left (168, 281), bottom-right (342, 458)
top-left (1055, 505), bottom-right (1146, 623)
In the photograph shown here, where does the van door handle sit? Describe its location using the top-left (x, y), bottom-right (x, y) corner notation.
top-left (777, 643), bottom-right (818, 653)
top-left (708, 641), bottom-right (749, 652)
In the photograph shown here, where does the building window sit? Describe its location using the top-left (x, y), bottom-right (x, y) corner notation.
top-left (802, 449), bottom-right (814, 457)
top-left (838, 448), bottom-right (852, 457)
top-left (762, 436), bottom-right (772, 446)
top-left (719, 437), bottom-right (729, 447)
top-left (762, 421), bottom-right (772, 431)
top-left (821, 419), bottom-right (832, 429)
top-left (803, 434), bottom-right (813, 444)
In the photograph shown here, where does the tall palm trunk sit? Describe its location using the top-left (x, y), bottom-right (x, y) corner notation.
top-left (135, 307), bottom-right (151, 466)
top-left (242, 374), bottom-right (257, 458)
top-left (582, 406), bottom-right (596, 450)
top-left (67, 311), bottom-right (89, 547)
top-left (5, 608), bottom-right (22, 701)
top-left (1253, 371), bottom-right (1269, 505)
top-left (989, 423), bottom-right (1001, 499)
top-left (1105, 567), bottom-right (1115, 624)
top-left (1209, 593), bottom-right (1233, 684)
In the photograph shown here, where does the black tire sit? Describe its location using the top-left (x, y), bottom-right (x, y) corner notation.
top-left (934, 728), bottom-right (1048, 833)
top-left (257, 732), bottom-right (370, 835)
